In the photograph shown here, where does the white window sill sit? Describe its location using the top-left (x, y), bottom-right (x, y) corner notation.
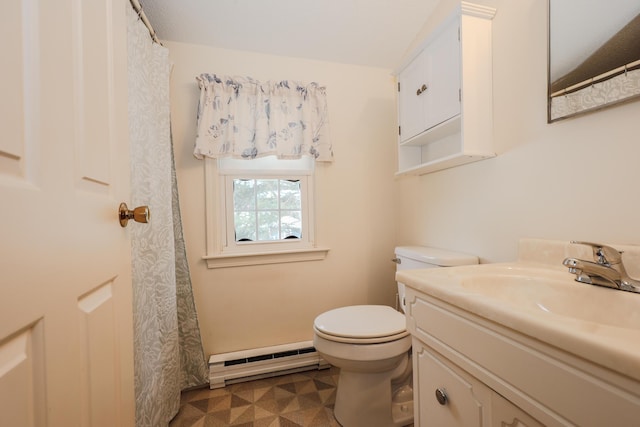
top-left (203, 247), bottom-right (330, 269)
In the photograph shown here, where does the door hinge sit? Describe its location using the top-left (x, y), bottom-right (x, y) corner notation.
top-left (459, 89), bottom-right (461, 102)
top-left (398, 126), bottom-right (401, 136)
top-left (397, 82), bottom-right (401, 92)
top-left (458, 27), bottom-right (461, 41)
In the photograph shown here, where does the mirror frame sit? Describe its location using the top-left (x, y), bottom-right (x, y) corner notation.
top-left (547, 0), bottom-right (640, 122)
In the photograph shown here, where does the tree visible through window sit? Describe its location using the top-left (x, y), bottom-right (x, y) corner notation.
top-left (233, 178), bottom-right (302, 242)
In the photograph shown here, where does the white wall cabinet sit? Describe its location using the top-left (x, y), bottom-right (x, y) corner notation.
top-left (395, 2), bottom-right (496, 175)
top-left (405, 287), bottom-right (640, 426)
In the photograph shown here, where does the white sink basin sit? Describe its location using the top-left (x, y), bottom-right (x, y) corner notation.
top-left (458, 269), bottom-right (640, 329)
top-left (397, 263), bottom-right (640, 381)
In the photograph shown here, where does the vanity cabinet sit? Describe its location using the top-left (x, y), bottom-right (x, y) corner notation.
top-left (395, 2), bottom-right (496, 175)
top-left (406, 288), bottom-right (640, 426)
top-left (414, 339), bottom-right (544, 427)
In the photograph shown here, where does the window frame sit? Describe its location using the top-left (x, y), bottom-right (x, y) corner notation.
top-left (202, 157), bottom-right (329, 268)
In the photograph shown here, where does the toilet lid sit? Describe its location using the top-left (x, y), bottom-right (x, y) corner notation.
top-left (314, 305), bottom-right (407, 339)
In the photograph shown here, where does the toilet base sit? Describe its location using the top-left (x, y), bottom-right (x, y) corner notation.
top-left (392, 400), bottom-right (414, 427)
top-left (391, 384), bottom-right (414, 426)
top-left (333, 361), bottom-right (413, 427)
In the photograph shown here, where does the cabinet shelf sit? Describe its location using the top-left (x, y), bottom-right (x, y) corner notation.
top-left (395, 150), bottom-right (495, 177)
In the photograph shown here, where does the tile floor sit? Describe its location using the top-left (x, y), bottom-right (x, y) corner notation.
top-left (169, 367), bottom-right (341, 427)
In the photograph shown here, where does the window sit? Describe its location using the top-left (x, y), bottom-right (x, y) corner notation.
top-left (231, 178), bottom-right (303, 242)
top-left (203, 156), bottom-right (329, 268)
top-left (224, 172), bottom-right (310, 252)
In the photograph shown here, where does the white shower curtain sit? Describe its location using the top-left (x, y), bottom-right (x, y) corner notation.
top-left (127, 5), bottom-right (208, 426)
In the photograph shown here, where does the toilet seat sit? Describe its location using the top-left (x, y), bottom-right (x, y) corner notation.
top-left (314, 328), bottom-right (409, 344)
top-left (314, 305), bottom-right (409, 344)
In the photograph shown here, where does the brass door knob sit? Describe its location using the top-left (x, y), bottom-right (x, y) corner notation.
top-left (119, 203), bottom-right (150, 227)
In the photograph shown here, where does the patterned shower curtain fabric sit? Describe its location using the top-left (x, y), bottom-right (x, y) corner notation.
top-left (170, 137), bottom-right (209, 390)
top-left (127, 5), bottom-right (208, 427)
top-left (193, 74), bottom-right (333, 161)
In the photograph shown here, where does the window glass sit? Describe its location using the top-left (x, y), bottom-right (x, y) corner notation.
top-left (232, 178), bottom-right (303, 242)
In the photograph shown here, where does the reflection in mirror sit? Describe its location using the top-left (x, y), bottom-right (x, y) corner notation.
top-left (548, 1), bottom-right (640, 122)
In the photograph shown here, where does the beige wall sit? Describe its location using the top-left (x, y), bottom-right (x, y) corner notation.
top-left (396, 0), bottom-right (640, 263)
top-left (169, 0), bottom-right (640, 356)
top-left (167, 42), bottom-right (399, 355)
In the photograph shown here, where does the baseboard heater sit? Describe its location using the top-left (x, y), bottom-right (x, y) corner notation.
top-left (208, 340), bottom-right (329, 389)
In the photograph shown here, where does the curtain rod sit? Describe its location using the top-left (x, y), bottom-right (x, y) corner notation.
top-left (129, 0), bottom-right (162, 45)
top-left (550, 58), bottom-right (640, 98)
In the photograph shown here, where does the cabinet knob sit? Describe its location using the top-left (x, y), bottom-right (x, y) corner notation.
top-left (435, 388), bottom-right (448, 405)
top-left (416, 84), bottom-right (428, 96)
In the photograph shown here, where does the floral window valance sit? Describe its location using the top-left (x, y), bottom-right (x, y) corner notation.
top-left (194, 74), bottom-right (333, 162)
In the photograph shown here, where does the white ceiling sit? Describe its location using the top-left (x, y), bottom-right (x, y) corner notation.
top-left (140, 0), bottom-right (440, 69)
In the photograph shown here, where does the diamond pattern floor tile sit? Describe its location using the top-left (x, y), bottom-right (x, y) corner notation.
top-left (169, 367), bottom-right (341, 427)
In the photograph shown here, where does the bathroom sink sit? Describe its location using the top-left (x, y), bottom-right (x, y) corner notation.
top-left (397, 262), bottom-right (640, 382)
top-left (458, 269), bottom-right (640, 329)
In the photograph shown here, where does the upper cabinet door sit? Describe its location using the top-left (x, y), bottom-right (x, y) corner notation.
top-left (424, 19), bottom-right (461, 130)
top-left (398, 50), bottom-right (428, 142)
top-left (398, 17), bottom-right (461, 143)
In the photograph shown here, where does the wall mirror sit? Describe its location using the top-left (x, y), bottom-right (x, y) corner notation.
top-left (548, 0), bottom-right (640, 122)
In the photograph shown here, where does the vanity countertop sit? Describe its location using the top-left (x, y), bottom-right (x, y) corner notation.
top-left (397, 239), bottom-right (640, 383)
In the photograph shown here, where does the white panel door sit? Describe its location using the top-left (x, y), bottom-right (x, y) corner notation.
top-left (0, 0), bottom-right (134, 426)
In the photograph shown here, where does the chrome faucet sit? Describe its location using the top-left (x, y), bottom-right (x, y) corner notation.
top-left (563, 241), bottom-right (640, 294)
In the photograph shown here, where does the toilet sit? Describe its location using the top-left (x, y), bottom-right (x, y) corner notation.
top-left (313, 246), bottom-right (478, 427)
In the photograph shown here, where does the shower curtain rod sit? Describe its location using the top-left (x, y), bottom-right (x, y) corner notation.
top-left (550, 58), bottom-right (640, 98)
top-left (129, 0), bottom-right (162, 45)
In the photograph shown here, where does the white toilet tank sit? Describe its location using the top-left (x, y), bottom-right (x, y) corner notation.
top-left (394, 246), bottom-right (478, 312)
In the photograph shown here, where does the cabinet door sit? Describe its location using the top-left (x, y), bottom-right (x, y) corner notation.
top-left (491, 393), bottom-right (545, 427)
top-left (424, 19), bottom-right (461, 130)
top-left (414, 340), bottom-right (491, 427)
top-left (397, 17), bottom-right (460, 143)
top-left (398, 49), bottom-right (428, 142)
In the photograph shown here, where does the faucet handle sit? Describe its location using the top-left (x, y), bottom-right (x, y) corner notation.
top-left (571, 241), bottom-right (622, 265)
